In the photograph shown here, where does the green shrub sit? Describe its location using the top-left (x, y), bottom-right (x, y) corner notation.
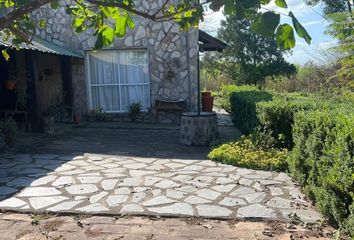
top-left (208, 135), bottom-right (288, 171)
top-left (220, 85), bottom-right (262, 113)
top-left (128, 102), bottom-right (142, 122)
top-left (0, 119), bottom-right (17, 145)
top-left (229, 87), bottom-right (338, 148)
top-left (256, 94), bottom-right (321, 148)
top-left (289, 109), bottom-right (354, 235)
top-left (230, 87), bottom-right (273, 134)
top-left (87, 108), bottom-right (106, 121)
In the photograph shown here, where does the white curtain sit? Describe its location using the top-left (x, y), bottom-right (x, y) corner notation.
top-left (87, 50), bottom-right (149, 112)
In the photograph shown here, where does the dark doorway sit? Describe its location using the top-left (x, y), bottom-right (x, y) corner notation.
top-left (0, 49), bottom-right (17, 110)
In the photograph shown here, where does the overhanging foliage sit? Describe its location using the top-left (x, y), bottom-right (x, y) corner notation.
top-left (0, 0), bottom-right (312, 60)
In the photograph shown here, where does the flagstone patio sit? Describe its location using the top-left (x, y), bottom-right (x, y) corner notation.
top-left (0, 115), bottom-right (323, 223)
top-left (0, 152), bottom-right (321, 223)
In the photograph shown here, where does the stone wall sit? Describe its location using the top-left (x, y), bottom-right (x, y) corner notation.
top-left (32, 0), bottom-right (199, 121)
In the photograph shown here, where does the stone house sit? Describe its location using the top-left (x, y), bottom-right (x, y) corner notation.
top-left (0, 0), bottom-right (225, 129)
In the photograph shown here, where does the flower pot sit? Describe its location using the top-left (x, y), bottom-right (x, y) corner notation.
top-left (74, 113), bottom-right (81, 124)
top-left (4, 80), bottom-right (16, 90)
top-left (201, 91), bottom-right (212, 98)
top-left (202, 95), bottom-right (214, 112)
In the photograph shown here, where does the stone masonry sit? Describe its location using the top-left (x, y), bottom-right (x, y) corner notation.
top-left (180, 112), bottom-right (219, 146)
top-left (31, 0), bottom-right (199, 119)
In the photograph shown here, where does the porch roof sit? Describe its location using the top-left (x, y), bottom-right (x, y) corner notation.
top-left (0, 37), bottom-right (83, 58)
top-left (199, 30), bottom-right (228, 52)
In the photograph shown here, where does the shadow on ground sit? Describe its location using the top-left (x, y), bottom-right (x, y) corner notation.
top-left (11, 123), bottom-right (210, 159)
top-left (11, 122), bottom-right (242, 159)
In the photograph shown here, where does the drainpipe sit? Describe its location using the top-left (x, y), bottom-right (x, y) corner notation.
top-left (186, 31), bottom-right (192, 111)
top-left (197, 0), bottom-right (201, 116)
top-left (197, 45), bottom-right (201, 116)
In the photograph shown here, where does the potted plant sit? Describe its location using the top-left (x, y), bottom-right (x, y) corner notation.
top-left (0, 119), bottom-right (17, 146)
top-left (201, 91), bottom-right (214, 112)
top-left (4, 62), bottom-right (17, 90)
top-left (87, 108), bottom-right (106, 122)
top-left (128, 102), bottom-right (142, 122)
top-left (74, 112), bottom-right (81, 124)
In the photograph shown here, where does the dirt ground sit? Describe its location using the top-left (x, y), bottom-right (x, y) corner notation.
top-left (0, 212), bottom-right (335, 240)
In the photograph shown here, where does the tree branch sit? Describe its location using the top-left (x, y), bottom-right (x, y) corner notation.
top-left (0, 0), bottom-right (52, 30)
top-left (152, 0), bottom-right (170, 17)
top-left (85, 0), bottom-right (157, 20)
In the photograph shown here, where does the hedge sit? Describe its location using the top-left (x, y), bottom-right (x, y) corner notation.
top-left (289, 109), bottom-right (354, 235)
top-left (229, 88), bottom-right (336, 148)
top-left (224, 85), bottom-right (353, 235)
top-left (229, 86), bottom-right (273, 134)
top-left (255, 94), bottom-right (327, 148)
top-left (220, 85), bottom-right (262, 113)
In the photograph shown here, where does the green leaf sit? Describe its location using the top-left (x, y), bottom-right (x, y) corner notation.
top-left (251, 12), bottom-right (280, 36)
top-left (275, 23), bottom-right (295, 49)
top-left (72, 18), bottom-right (82, 27)
top-left (2, 50), bottom-right (10, 61)
top-left (210, 0), bottom-right (224, 11)
top-left (289, 11), bottom-right (312, 44)
top-left (50, 0), bottom-right (59, 9)
top-left (4, 0), bottom-right (14, 8)
top-left (240, 0), bottom-right (259, 9)
top-left (38, 19), bottom-right (47, 29)
top-left (224, 0), bottom-right (236, 15)
top-left (126, 14), bottom-right (135, 29)
top-left (260, 0), bottom-right (272, 4)
top-left (101, 26), bottom-right (115, 46)
top-left (275, 0), bottom-right (288, 8)
top-left (114, 14), bottom-right (127, 37)
top-left (95, 32), bottom-right (104, 49)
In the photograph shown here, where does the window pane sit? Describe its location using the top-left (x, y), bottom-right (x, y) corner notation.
top-left (121, 85), bottom-right (149, 111)
top-left (91, 86), bottom-right (120, 112)
top-left (87, 49), bottom-right (150, 113)
top-left (88, 52), bottom-right (120, 84)
top-left (119, 51), bottom-right (149, 84)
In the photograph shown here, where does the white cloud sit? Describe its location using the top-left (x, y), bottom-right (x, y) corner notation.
top-left (318, 40), bottom-right (337, 49)
top-left (200, 8), bottom-right (225, 34)
top-left (302, 20), bottom-right (323, 26)
top-left (263, 0), bottom-right (308, 15)
top-left (296, 41), bottom-right (308, 46)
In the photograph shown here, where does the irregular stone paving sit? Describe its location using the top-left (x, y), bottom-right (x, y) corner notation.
top-left (0, 153), bottom-right (322, 222)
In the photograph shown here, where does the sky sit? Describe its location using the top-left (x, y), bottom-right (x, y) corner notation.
top-left (199, 0), bottom-right (336, 65)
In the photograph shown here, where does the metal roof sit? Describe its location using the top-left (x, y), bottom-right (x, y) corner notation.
top-left (0, 37), bottom-right (83, 58)
top-left (199, 30), bottom-right (228, 52)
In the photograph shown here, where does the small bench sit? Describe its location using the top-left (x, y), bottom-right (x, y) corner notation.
top-left (154, 99), bottom-right (186, 120)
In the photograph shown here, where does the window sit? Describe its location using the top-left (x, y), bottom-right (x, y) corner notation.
top-left (86, 49), bottom-right (150, 113)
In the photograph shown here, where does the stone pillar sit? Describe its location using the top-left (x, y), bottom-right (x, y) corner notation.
top-left (180, 112), bottom-right (219, 146)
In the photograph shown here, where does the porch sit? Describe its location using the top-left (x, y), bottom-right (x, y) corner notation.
top-left (0, 37), bottom-right (82, 133)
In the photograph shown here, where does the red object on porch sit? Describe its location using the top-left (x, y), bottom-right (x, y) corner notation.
top-left (202, 92), bottom-right (214, 112)
top-left (4, 81), bottom-right (16, 90)
top-left (74, 113), bottom-right (81, 124)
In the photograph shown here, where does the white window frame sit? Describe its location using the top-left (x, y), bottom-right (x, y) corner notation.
top-left (85, 48), bottom-right (151, 113)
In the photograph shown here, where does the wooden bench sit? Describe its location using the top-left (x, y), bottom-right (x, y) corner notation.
top-left (154, 99), bottom-right (186, 121)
